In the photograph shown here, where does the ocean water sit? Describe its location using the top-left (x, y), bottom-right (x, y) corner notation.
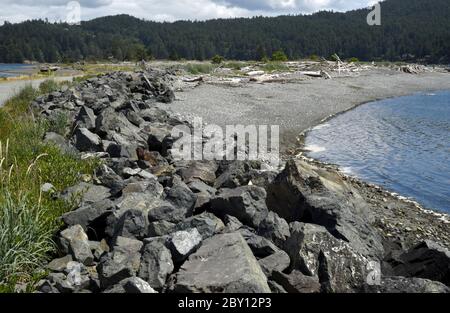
top-left (305, 90), bottom-right (450, 213)
top-left (0, 63), bottom-right (33, 77)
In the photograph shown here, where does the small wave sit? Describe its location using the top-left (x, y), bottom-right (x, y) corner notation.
top-left (304, 144), bottom-right (326, 153)
top-left (341, 167), bottom-right (354, 175)
top-left (313, 123), bottom-right (331, 130)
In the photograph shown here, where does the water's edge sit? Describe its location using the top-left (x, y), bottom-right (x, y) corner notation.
top-left (298, 90), bottom-right (450, 216)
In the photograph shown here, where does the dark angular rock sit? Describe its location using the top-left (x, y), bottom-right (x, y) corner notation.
top-left (267, 159), bottom-right (383, 259)
top-left (165, 182), bottom-right (197, 215)
top-left (170, 233), bottom-right (271, 293)
top-left (113, 209), bottom-right (148, 241)
top-left (284, 222), bottom-right (369, 293)
top-left (148, 220), bottom-right (176, 237)
top-left (73, 128), bottom-right (102, 152)
top-left (214, 161), bottom-right (261, 189)
top-left (239, 228), bottom-right (279, 258)
top-left (258, 211), bottom-right (290, 249)
top-left (148, 203), bottom-right (187, 224)
top-left (187, 180), bottom-right (217, 196)
top-left (366, 277), bottom-right (450, 293)
top-left (272, 270), bottom-right (321, 293)
top-left (61, 182), bottom-right (111, 205)
top-left (97, 237), bottom-right (143, 289)
top-left (222, 214), bottom-right (244, 232)
top-left (210, 186), bottom-right (269, 229)
top-left (95, 166), bottom-right (125, 196)
top-left (179, 161), bottom-right (218, 186)
top-left (105, 142), bottom-right (131, 158)
top-left (258, 250), bottom-right (291, 278)
top-left (59, 225), bottom-right (94, 266)
top-left (389, 240), bottom-right (450, 286)
top-left (75, 106), bottom-right (96, 130)
top-left (138, 237), bottom-right (174, 291)
top-left (144, 124), bottom-right (172, 153)
top-left (173, 212), bottom-right (225, 239)
top-left (62, 199), bottom-right (114, 232)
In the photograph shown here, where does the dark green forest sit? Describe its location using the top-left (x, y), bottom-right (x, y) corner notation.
top-left (0, 0), bottom-right (449, 63)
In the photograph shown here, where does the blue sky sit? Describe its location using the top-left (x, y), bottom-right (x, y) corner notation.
top-left (0, 0), bottom-right (377, 24)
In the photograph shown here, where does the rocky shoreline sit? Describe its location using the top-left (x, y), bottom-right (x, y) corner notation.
top-left (32, 69), bottom-right (449, 293)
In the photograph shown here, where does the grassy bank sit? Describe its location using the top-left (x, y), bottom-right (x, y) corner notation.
top-left (0, 81), bottom-right (98, 292)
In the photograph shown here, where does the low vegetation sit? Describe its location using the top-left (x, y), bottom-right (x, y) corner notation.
top-left (271, 50), bottom-right (288, 62)
top-left (0, 81), bottom-right (98, 292)
top-left (261, 62), bottom-right (290, 73)
top-left (183, 63), bottom-right (216, 75)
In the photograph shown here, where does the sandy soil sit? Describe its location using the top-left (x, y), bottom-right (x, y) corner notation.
top-left (169, 68), bottom-right (450, 154)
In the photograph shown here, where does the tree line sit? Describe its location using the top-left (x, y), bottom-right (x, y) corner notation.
top-left (0, 0), bottom-right (449, 63)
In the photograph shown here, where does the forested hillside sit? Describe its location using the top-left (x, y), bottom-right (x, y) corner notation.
top-left (0, 0), bottom-right (449, 63)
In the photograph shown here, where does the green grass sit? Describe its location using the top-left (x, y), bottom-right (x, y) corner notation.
top-left (260, 62), bottom-right (290, 73)
top-left (0, 81), bottom-right (99, 292)
top-left (183, 63), bottom-right (216, 75)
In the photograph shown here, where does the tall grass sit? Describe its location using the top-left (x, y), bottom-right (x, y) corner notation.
top-left (183, 63), bottom-right (215, 75)
top-left (261, 62), bottom-right (290, 73)
top-left (0, 81), bottom-right (98, 292)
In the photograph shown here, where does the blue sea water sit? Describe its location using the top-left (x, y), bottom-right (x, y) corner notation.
top-left (0, 63), bottom-right (33, 77)
top-left (305, 91), bottom-right (450, 213)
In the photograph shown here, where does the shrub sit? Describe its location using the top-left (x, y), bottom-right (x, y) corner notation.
top-left (348, 57), bottom-right (360, 63)
top-left (39, 80), bottom-right (60, 94)
top-left (211, 55), bottom-right (225, 64)
top-left (271, 50), bottom-right (288, 62)
top-left (184, 63), bottom-right (215, 75)
top-left (261, 62), bottom-right (289, 72)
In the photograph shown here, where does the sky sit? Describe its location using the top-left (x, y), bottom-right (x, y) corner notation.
top-left (0, 0), bottom-right (377, 24)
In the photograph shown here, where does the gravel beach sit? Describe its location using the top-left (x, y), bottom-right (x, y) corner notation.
top-left (169, 68), bottom-right (450, 153)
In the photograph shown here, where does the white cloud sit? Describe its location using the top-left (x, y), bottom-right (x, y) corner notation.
top-left (0, 0), bottom-right (373, 24)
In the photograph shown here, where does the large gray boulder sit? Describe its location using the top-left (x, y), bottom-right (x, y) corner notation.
top-left (122, 277), bottom-right (157, 293)
top-left (272, 270), bottom-right (321, 293)
top-left (173, 212), bottom-right (225, 239)
top-left (62, 199), bottom-right (114, 232)
top-left (61, 182), bottom-right (111, 205)
top-left (367, 277), bottom-right (450, 293)
top-left (138, 237), bottom-right (174, 291)
top-left (167, 229), bottom-right (202, 263)
top-left (179, 161), bottom-right (218, 186)
top-left (258, 250), bottom-right (291, 278)
top-left (267, 159), bottom-right (383, 259)
top-left (73, 128), bottom-right (102, 152)
top-left (58, 225), bottom-right (94, 266)
top-left (284, 222), bottom-right (369, 293)
top-left (210, 186), bottom-right (269, 229)
top-left (97, 237), bottom-right (143, 289)
top-left (44, 132), bottom-right (79, 156)
top-left (389, 240), bottom-right (450, 286)
top-left (75, 106), bottom-right (96, 130)
top-left (258, 211), bottom-right (290, 249)
top-left (112, 209), bottom-right (148, 241)
top-left (170, 233), bottom-right (271, 293)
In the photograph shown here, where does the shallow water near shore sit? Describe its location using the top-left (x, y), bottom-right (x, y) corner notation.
top-left (305, 90), bottom-right (450, 213)
top-left (0, 63), bottom-right (34, 77)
